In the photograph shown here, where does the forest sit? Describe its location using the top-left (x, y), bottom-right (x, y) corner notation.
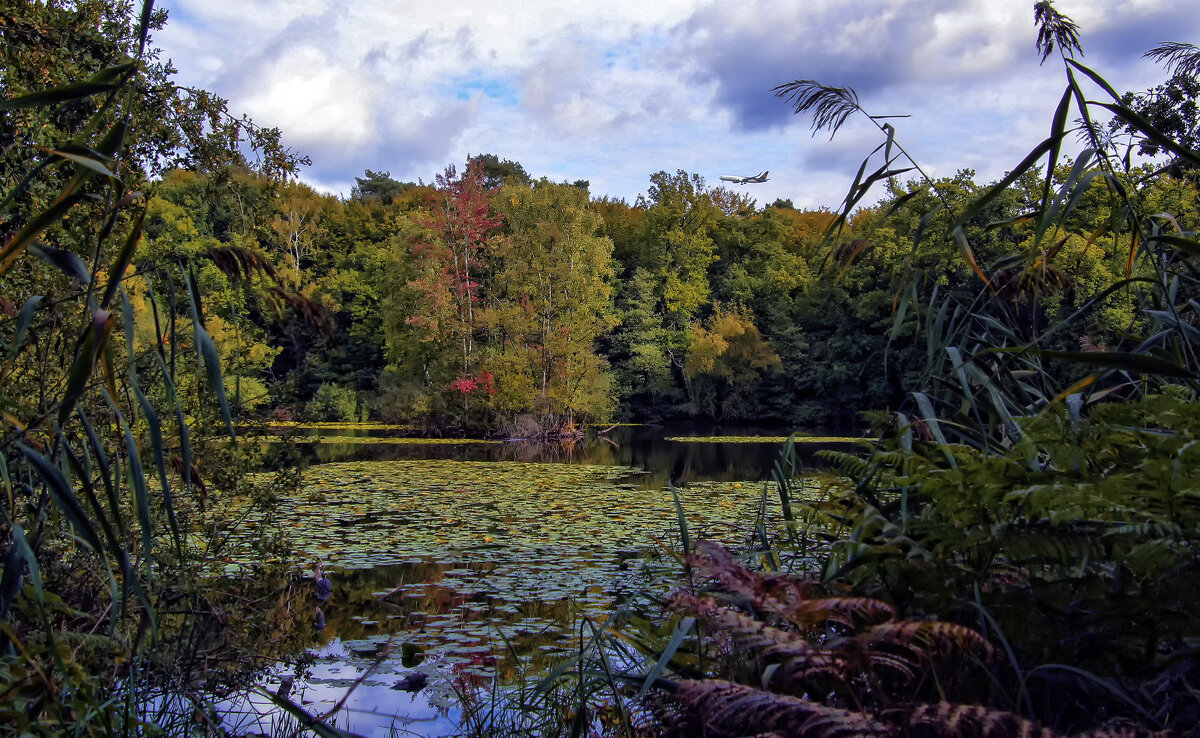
top-left (4, 0), bottom-right (1200, 736)
top-left (139, 145), bottom-right (1197, 434)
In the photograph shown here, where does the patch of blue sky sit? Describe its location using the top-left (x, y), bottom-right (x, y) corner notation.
top-left (599, 39), bottom-right (649, 71)
top-left (450, 74), bottom-right (519, 106)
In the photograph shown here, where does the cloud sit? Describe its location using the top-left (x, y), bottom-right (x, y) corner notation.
top-left (237, 46), bottom-right (375, 150)
top-left (153, 0), bottom-right (1200, 207)
top-left (671, 0), bottom-right (970, 132)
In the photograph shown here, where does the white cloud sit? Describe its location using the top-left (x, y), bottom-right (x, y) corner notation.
top-left (152, 0), bottom-right (1200, 206)
top-left (239, 46), bottom-right (375, 150)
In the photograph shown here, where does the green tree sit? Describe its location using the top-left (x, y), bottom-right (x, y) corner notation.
top-left (385, 161), bottom-right (504, 426)
top-left (683, 305), bottom-right (780, 419)
top-left (489, 180), bottom-right (618, 425)
top-left (470, 152), bottom-right (532, 188)
top-left (644, 170), bottom-right (720, 323)
top-left (351, 169), bottom-right (412, 204)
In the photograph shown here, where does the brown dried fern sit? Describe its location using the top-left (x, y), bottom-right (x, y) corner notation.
top-left (897, 702), bottom-right (1060, 738)
top-left (856, 620), bottom-right (995, 661)
top-left (691, 541), bottom-right (807, 617)
top-left (789, 596), bottom-right (898, 630)
top-left (671, 679), bottom-right (890, 738)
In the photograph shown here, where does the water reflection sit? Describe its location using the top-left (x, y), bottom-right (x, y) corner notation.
top-left (231, 424), bottom-right (854, 736)
top-left (258, 558), bottom-right (679, 737)
top-left (257, 422), bottom-right (854, 489)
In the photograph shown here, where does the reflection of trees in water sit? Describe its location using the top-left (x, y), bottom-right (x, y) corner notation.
top-left (149, 574), bottom-right (314, 703)
top-left (311, 564), bottom-right (585, 678)
top-left (290, 424), bottom-right (842, 491)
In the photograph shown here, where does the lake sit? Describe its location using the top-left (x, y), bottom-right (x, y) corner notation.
top-left (220, 424), bottom-right (854, 736)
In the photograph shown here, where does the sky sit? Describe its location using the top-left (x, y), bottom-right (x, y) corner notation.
top-left (152, 0), bottom-right (1200, 210)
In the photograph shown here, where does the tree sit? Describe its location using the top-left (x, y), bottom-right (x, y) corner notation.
top-left (643, 170), bottom-right (720, 324)
top-left (683, 305), bottom-right (780, 419)
top-left (389, 160), bottom-right (504, 425)
top-left (268, 180), bottom-right (331, 283)
top-left (489, 180), bottom-right (618, 424)
top-left (351, 169), bottom-right (412, 204)
top-left (0, 0), bottom-right (308, 191)
top-left (470, 153), bottom-right (532, 189)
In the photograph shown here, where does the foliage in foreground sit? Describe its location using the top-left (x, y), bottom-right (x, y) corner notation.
top-left (647, 543), bottom-right (1161, 738)
top-left (0, 1), bottom-right (320, 734)
top-left (613, 5), bottom-right (1200, 738)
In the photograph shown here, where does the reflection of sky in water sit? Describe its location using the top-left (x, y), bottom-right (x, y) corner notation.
top-left (286, 641), bottom-right (460, 738)
top-left (219, 426), bottom-right (842, 735)
top-left (211, 654), bottom-right (461, 737)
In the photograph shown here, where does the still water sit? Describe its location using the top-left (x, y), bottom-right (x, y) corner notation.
top-left (224, 424), bottom-right (855, 736)
top-left (282, 422), bottom-right (855, 489)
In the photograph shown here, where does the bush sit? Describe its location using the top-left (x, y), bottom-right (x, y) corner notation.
top-left (304, 382), bottom-right (364, 422)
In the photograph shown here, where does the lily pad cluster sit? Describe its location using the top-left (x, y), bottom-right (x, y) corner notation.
top-left (664, 435), bottom-right (864, 443)
top-left (224, 459), bottom-right (820, 731)
top-left (243, 435), bottom-right (503, 446)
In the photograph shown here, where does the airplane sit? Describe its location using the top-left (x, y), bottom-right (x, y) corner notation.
top-left (719, 170), bottom-right (769, 184)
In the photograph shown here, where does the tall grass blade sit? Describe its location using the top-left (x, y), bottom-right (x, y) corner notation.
top-left (57, 309), bottom-right (115, 426)
top-left (637, 616), bottom-right (694, 699)
top-left (28, 243), bottom-right (91, 283)
top-left (115, 405), bottom-right (155, 583)
top-left (77, 409), bottom-right (126, 540)
top-left (669, 483), bottom-right (689, 559)
top-left (18, 444), bottom-right (103, 554)
top-left (121, 287), bottom-right (181, 552)
top-left (0, 193), bottom-right (88, 276)
top-left (9, 522), bottom-right (44, 605)
top-left (951, 136), bottom-right (1059, 233)
top-left (1095, 102), bottom-right (1200, 167)
top-left (263, 692), bottom-right (363, 738)
top-left (0, 82), bottom-right (120, 112)
top-left (143, 274), bottom-right (192, 485)
top-left (1064, 59), bottom-right (1123, 102)
top-left (100, 207), bottom-right (144, 310)
top-left (1038, 86), bottom-right (1074, 232)
top-left (40, 146), bottom-right (118, 179)
top-left (61, 439), bottom-right (126, 576)
top-left (10, 296), bottom-right (43, 358)
top-left (1011, 348), bottom-right (1195, 378)
top-left (183, 267), bottom-right (235, 437)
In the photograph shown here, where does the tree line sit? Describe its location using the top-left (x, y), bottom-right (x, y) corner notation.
top-left (137, 152), bottom-right (1197, 434)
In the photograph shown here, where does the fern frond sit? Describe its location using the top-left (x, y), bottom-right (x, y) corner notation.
top-left (691, 541), bottom-right (804, 617)
top-left (856, 620), bottom-right (994, 661)
top-left (896, 702), bottom-right (1059, 737)
top-left (788, 596), bottom-right (897, 630)
top-left (1074, 724), bottom-right (1176, 738)
top-left (1003, 527), bottom-right (1101, 567)
top-left (815, 449), bottom-right (872, 478)
top-left (698, 602), bottom-right (852, 691)
top-left (1103, 521), bottom-right (1185, 540)
top-left (671, 679), bottom-right (889, 738)
top-left (860, 648), bottom-right (922, 683)
top-left (704, 604), bottom-right (810, 653)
